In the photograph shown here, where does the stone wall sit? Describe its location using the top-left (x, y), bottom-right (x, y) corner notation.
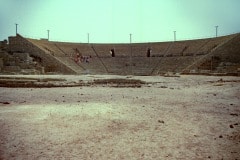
top-left (0, 40), bottom-right (8, 51)
top-left (13, 52), bottom-right (31, 62)
top-left (8, 34), bottom-right (76, 74)
top-left (0, 58), bottom-right (3, 71)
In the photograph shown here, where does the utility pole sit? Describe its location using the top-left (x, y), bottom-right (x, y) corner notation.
top-left (130, 33), bottom-right (133, 75)
top-left (15, 23), bottom-right (18, 35)
top-left (47, 30), bottom-right (50, 41)
top-left (130, 33), bottom-right (132, 44)
top-left (215, 26), bottom-right (218, 37)
top-left (88, 33), bottom-right (90, 43)
top-left (173, 31), bottom-right (176, 41)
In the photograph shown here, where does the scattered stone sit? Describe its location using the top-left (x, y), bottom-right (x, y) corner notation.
top-left (158, 120), bottom-right (164, 124)
top-left (234, 123), bottom-right (238, 126)
top-left (230, 125), bottom-right (234, 128)
top-left (208, 156), bottom-right (211, 159)
top-left (213, 94), bottom-right (217, 96)
top-left (230, 113), bottom-right (239, 116)
top-left (219, 135), bottom-right (223, 138)
top-left (0, 101), bottom-right (10, 104)
top-left (160, 86), bottom-right (167, 88)
top-left (230, 103), bottom-right (234, 105)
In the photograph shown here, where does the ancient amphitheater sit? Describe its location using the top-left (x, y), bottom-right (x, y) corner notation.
top-left (1, 33), bottom-right (240, 76)
top-left (0, 34), bottom-right (240, 159)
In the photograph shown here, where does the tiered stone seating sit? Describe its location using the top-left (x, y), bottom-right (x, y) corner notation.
top-left (182, 39), bottom-right (209, 56)
top-left (100, 57), bottom-right (131, 75)
top-left (148, 42), bottom-right (171, 57)
top-left (53, 43), bottom-right (108, 74)
top-left (131, 57), bottom-right (160, 75)
top-left (23, 33), bottom-right (239, 75)
top-left (167, 41), bottom-right (187, 56)
top-left (26, 39), bottom-right (52, 54)
top-left (131, 43), bottom-right (148, 57)
top-left (94, 44), bottom-right (144, 57)
top-left (26, 39), bottom-right (83, 73)
top-left (55, 42), bottom-right (96, 57)
top-left (100, 57), bottom-right (161, 75)
top-left (46, 42), bottom-right (66, 56)
top-left (112, 44), bottom-right (131, 57)
top-left (196, 34), bottom-right (235, 55)
top-left (27, 39), bottom-right (66, 56)
top-left (175, 56), bottom-right (203, 72)
top-left (92, 44), bottom-right (114, 57)
top-left (151, 56), bottom-right (201, 74)
top-left (78, 57), bottom-right (108, 74)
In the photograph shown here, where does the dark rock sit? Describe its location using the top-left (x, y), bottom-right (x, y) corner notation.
top-left (219, 135), bottom-right (223, 138)
top-left (1, 102), bottom-right (10, 104)
top-left (230, 125), bottom-right (234, 128)
top-left (158, 120), bottom-right (164, 124)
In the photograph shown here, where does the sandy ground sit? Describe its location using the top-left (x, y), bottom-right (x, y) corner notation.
top-left (0, 75), bottom-right (239, 160)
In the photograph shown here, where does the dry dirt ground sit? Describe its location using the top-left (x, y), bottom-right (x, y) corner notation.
top-left (0, 75), bottom-right (239, 160)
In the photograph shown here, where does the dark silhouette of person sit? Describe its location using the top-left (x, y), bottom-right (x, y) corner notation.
top-left (110, 49), bottom-right (115, 57)
top-left (147, 48), bottom-right (152, 57)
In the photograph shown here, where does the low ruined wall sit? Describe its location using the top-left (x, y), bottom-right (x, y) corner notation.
top-left (8, 35), bottom-right (76, 74)
top-left (3, 66), bottom-right (21, 72)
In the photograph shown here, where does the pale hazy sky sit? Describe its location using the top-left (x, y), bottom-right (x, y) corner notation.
top-left (0, 0), bottom-right (240, 43)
